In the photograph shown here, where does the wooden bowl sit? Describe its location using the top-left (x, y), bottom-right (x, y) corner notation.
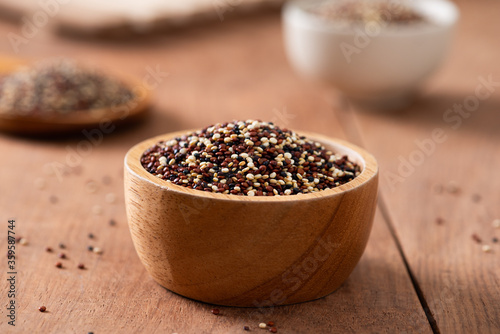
top-left (124, 130), bottom-right (378, 307)
top-left (0, 57), bottom-right (150, 135)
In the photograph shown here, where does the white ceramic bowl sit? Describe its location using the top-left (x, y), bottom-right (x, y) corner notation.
top-left (283, 0), bottom-right (459, 108)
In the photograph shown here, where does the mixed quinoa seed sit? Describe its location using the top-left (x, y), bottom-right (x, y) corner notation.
top-left (0, 58), bottom-right (134, 116)
top-left (310, 0), bottom-right (426, 25)
top-left (141, 120), bottom-right (361, 196)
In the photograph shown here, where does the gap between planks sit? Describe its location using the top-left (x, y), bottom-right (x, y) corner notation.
top-left (330, 95), bottom-right (441, 334)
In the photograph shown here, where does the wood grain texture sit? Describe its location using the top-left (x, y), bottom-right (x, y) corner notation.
top-left (341, 1), bottom-right (500, 333)
top-left (125, 131), bottom-right (378, 306)
top-left (0, 10), bottom-right (431, 334)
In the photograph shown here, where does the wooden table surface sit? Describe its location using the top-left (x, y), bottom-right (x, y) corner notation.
top-left (1, 1), bottom-right (499, 333)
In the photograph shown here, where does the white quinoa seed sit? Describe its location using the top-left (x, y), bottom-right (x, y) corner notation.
top-left (493, 219), bottom-right (500, 229)
top-left (141, 120), bottom-right (361, 196)
top-left (34, 177), bottom-right (46, 190)
top-left (92, 205), bottom-right (103, 215)
top-left (482, 245), bottom-right (492, 253)
top-left (105, 193), bottom-right (116, 203)
top-left (85, 181), bottom-right (99, 193)
top-left (259, 323), bottom-right (267, 329)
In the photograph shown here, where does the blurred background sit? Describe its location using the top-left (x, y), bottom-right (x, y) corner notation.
top-left (0, 0), bottom-right (499, 333)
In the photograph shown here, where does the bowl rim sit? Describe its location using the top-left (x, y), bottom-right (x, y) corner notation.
top-left (283, 0), bottom-right (460, 36)
top-left (125, 129), bottom-right (378, 203)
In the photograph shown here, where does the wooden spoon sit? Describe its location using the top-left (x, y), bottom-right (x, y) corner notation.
top-left (0, 57), bottom-right (151, 135)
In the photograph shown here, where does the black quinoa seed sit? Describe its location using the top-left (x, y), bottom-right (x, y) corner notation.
top-left (141, 120), bottom-right (361, 196)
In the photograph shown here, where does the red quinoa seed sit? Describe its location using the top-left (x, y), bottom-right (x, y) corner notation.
top-left (141, 120), bottom-right (361, 196)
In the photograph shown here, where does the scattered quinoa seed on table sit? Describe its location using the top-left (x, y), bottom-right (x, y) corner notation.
top-left (141, 120), bottom-right (361, 196)
top-left (482, 245), bottom-right (492, 253)
top-left (493, 219), bottom-right (500, 229)
top-left (471, 234), bottom-right (482, 244)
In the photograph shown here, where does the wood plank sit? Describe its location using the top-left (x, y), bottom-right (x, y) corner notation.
top-left (346, 1), bottom-right (500, 333)
top-left (0, 13), bottom-right (429, 333)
